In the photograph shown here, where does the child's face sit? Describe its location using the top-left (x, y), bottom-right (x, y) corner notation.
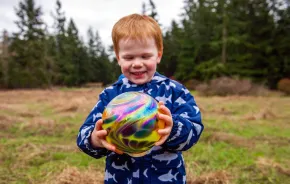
top-left (117, 37), bottom-right (162, 85)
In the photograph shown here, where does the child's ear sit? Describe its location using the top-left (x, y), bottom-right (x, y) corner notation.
top-left (157, 51), bottom-right (163, 64)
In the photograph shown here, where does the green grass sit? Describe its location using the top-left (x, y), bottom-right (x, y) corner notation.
top-left (0, 89), bottom-right (289, 184)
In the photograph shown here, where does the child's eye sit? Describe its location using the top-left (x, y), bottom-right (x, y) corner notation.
top-left (124, 57), bottom-right (133, 60)
top-left (142, 55), bottom-right (151, 59)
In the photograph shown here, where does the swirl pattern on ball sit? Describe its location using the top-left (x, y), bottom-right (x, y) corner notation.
top-left (102, 92), bottom-right (164, 156)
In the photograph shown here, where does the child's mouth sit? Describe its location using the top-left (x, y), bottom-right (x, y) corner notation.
top-left (131, 71), bottom-right (146, 76)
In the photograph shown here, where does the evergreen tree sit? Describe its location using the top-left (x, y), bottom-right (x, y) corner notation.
top-left (9, 0), bottom-right (50, 88)
top-left (51, 0), bottom-right (67, 84)
top-left (193, 0), bottom-right (229, 80)
top-left (160, 20), bottom-right (181, 77)
top-left (142, 0), bottom-right (160, 25)
top-left (45, 34), bottom-right (57, 86)
top-left (176, 0), bottom-right (281, 85)
top-left (142, 2), bottom-right (147, 15)
top-left (148, 0), bottom-right (159, 23)
top-left (53, 0), bottom-right (66, 36)
top-left (227, 0), bottom-right (276, 85)
top-left (0, 30), bottom-right (9, 88)
top-left (87, 27), bottom-right (104, 82)
top-left (225, 0), bottom-right (253, 77)
top-left (177, 0), bottom-right (221, 81)
top-left (63, 18), bottom-right (88, 86)
top-left (87, 29), bottom-right (119, 85)
top-left (98, 49), bottom-right (115, 85)
top-left (271, 0), bottom-right (290, 87)
top-left (247, 0), bottom-right (276, 84)
top-left (108, 45), bottom-right (122, 81)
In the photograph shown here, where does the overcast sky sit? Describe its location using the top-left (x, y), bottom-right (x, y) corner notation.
top-left (0, 0), bottom-right (184, 48)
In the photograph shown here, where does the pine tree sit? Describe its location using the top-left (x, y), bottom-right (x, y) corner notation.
top-left (63, 18), bottom-right (82, 86)
top-left (142, 2), bottom-right (147, 15)
top-left (142, 0), bottom-right (160, 25)
top-left (0, 30), bottom-right (9, 88)
top-left (108, 45), bottom-right (122, 81)
top-left (87, 27), bottom-right (104, 82)
top-left (269, 0), bottom-right (290, 87)
top-left (98, 49), bottom-right (115, 85)
top-left (228, 0), bottom-right (276, 85)
top-left (9, 0), bottom-right (50, 88)
top-left (51, 0), bottom-right (67, 84)
top-left (160, 20), bottom-right (181, 77)
top-left (177, 0), bottom-right (221, 81)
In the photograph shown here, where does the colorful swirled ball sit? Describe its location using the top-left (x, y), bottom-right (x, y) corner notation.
top-left (102, 92), bottom-right (164, 157)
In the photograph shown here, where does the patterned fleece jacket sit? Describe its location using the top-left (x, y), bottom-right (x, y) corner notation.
top-left (77, 72), bottom-right (203, 184)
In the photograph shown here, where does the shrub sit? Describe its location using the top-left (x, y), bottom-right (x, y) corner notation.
top-left (195, 83), bottom-right (211, 95)
top-left (210, 77), bottom-right (252, 96)
top-left (184, 79), bottom-right (202, 90)
top-left (196, 77), bottom-right (270, 96)
top-left (277, 78), bottom-right (290, 95)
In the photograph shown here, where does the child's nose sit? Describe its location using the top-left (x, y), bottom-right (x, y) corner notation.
top-left (132, 60), bottom-right (143, 68)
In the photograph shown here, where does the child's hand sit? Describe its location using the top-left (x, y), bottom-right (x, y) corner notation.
top-left (90, 119), bottom-right (123, 154)
top-left (155, 101), bottom-right (173, 146)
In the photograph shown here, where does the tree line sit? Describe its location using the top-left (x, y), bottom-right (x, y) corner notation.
top-left (0, 0), bottom-right (289, 89)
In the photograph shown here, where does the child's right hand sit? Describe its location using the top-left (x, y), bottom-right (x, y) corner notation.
top-left (90, 119), bottom-right (123, 154)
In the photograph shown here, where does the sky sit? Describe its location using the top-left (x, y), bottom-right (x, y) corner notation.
top-left (0, 0), bottom-right (184, 48)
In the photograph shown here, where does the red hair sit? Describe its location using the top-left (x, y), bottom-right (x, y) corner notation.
top-left (112, 14), bottom-right (163, 57)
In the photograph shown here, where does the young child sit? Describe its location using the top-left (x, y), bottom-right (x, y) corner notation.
top-left (77, 14), bottom-right (203, 184)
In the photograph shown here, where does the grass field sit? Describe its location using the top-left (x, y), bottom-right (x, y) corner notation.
top-left (0, 88), bottom-right (289, 184)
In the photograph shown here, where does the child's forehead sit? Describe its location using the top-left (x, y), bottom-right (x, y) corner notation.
top-left (120, 37), bottom-right (155, 46)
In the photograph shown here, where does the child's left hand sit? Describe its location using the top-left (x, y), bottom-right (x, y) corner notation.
top-left (155, 101), bottom-right (173, 146)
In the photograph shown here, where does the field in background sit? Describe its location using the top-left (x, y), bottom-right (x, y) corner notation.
top-left (0, 88), bottom-right (289, 184)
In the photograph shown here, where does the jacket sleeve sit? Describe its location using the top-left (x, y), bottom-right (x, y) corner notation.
top-left (76, 90), bottom-right (111, 159)
top-left (162, 88), bottom-right (203, 151)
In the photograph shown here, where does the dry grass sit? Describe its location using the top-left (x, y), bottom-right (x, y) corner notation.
top-left (0, 114), bottom-right (22, 129)
top-left (48, 167), bottom-right (104, 184)
top-left (15, 143), bottom-right (47, 164)
top-left (243, 107), bottom-right (277, 120)
top-left (256, 157), bottom-right (290, 177)
top-left (0, 88), bottom-right (289, 183)
top-left (21, 117), bottom-right (70, 136)
top-left (53, 96), bottom-right (88, 113)
top-left (205, 132), bottom-right (255, 148)
top-left (198, 95), bottom-right (290, 126)
top-left (188, 170), bottom-right (230, 184)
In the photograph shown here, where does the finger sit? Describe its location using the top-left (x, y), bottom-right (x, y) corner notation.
top-left (158, 101), bottom-right (165, 106)
top-left (95, 129), bottom-right (107, 137)
top-left (101, 139), bottom-right (116, 152)
top-left (95, 119), bottom-right (103, 131)
top-left (158, 105), bottom-right (171, 116)
top-left (157, 113), bottom-right (173, 126)
top-left (158, 128), bottom-right (171, 135)
top-left (114, 148), bottom-right (124, 155)
top-left (155, 135), bottom-right (168, 146)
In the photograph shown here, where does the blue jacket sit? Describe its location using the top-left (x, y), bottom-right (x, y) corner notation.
top-left (77, 72), bottom-right (203, 184)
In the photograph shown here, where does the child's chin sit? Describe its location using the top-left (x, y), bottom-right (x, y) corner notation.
top-left (131, 78), bottom-right (148, 85)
